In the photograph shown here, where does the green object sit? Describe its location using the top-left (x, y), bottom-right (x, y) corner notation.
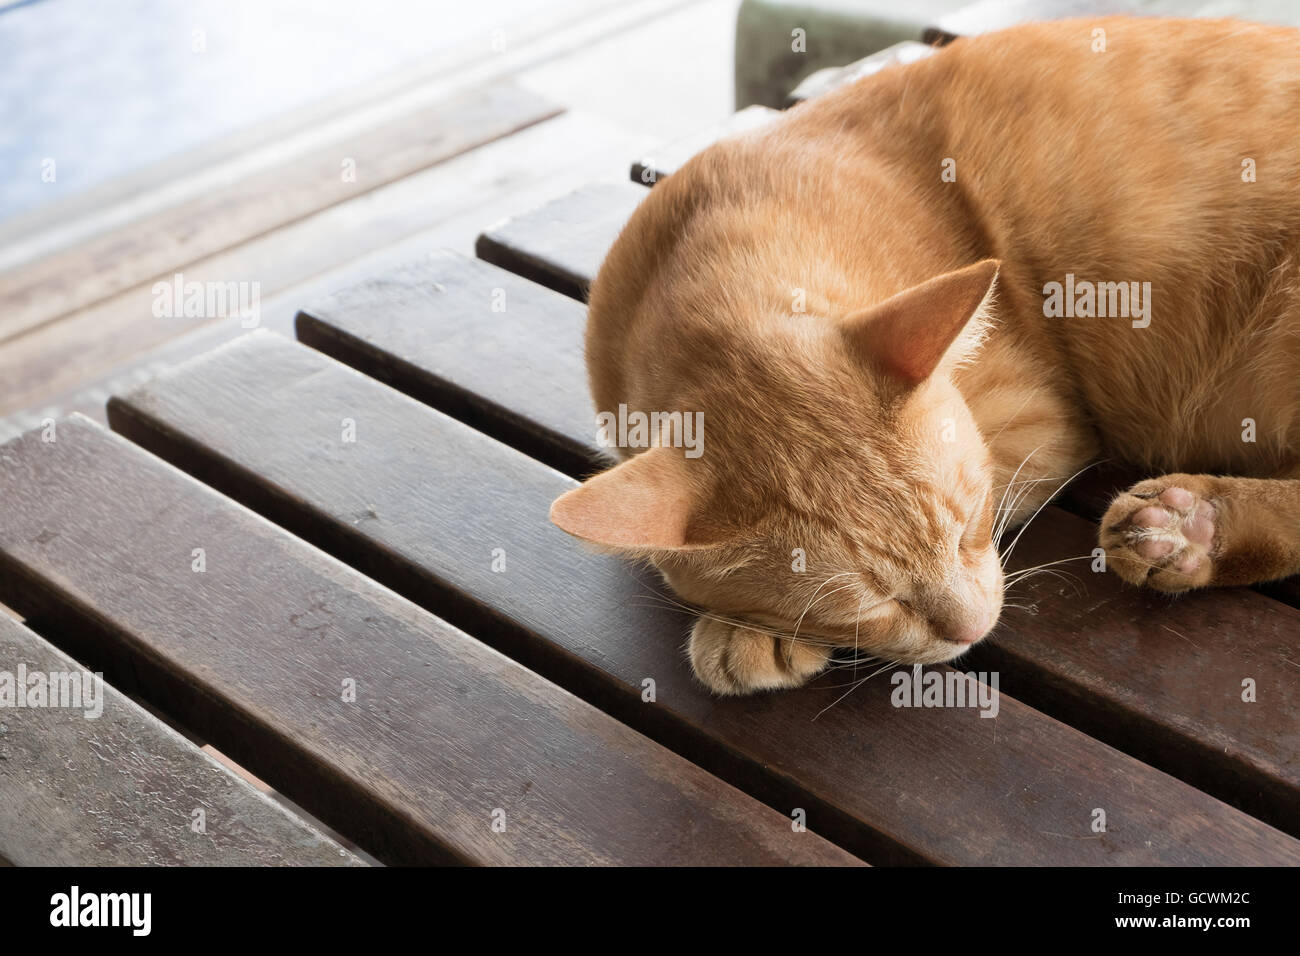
top-left (734, 0), bottom-right (969, 108)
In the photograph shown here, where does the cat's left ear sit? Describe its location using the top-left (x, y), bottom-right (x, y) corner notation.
top-left (841, 259), bottom-right (1000, 388)
top-left (550, 446), bottom-right (727, 552)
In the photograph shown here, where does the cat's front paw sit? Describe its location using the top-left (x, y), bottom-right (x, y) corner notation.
top-left (689, 617), bottom-right (832, 695)
top-left (1099, 475), bottom-right (1217, 592)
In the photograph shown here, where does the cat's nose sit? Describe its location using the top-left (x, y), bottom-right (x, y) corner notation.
top-left (945, 608), bottom-right (993, 645)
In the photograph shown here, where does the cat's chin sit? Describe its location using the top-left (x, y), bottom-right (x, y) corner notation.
top-left (900, 632), bottom-right (993, 666)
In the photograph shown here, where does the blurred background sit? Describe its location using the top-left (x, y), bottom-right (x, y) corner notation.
top-left (0, 0), bottom-right (752, 437)
top-left (1, 0), bottom-right (1293, 441)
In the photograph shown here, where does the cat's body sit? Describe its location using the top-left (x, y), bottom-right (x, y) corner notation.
top-left (552, 17), bottom-right (1300, 694)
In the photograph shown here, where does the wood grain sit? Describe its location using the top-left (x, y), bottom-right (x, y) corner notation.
top-left (350, 231), bottom-right (1300, 832)
top-left (974, 507), bottom-right (1300, 834)
top-left (0, 109), bottom-right (652, 424)
top-left (0, 82), bottom-right (560, 345)
top-left (296, 250), bottom-right (605, 479)
top-left (0, 416), bottom-right (855, 866)
top-left (107, 332), bottom-right (1300, 864)
top-left (0, 614), bottom-right (359, 866)
top-left (475, 181), bottom-right (645, 300)
top-left (631, 106), bottom-right (779, 184)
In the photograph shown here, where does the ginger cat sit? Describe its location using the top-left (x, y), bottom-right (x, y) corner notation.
top-left (550, 17), bottom-right (1300, 694)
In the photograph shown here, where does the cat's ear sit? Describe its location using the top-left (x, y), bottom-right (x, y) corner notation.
top-left (841, 259), bottom-right (1000, 387)
top-left (550, 447), bottom-right (721, 551)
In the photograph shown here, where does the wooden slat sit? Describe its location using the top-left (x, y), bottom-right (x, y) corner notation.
top-left (0, 109), bottom-right (649, 423)
top-left (631, 106), bottom-right (779, 184)
top-left (922, 0), bottom-right (1138, 45)
top-left (107, 332), bottom-right (1300, 864)
top-left (0, 82), bottom-right (561, 346)
top-left (296, 250), bottom-right (603, 479)
top-left (0, 614), bottom-right (359, 866)
top-left (295, 250), bottom-right (1300, 835)
top-left (785, 42), bottom-right (937, 106)
top-left (976, 510), bottom-right (1300, 832)
top-left (0, 417), bottom-right (856, 867)
top-left (475, 181), bottom-right (645, 300)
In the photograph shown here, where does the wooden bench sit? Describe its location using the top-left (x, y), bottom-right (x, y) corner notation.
top-left (443, 29), bottom-right (1300, 842)
top-left (96, 326), bottom-right (1294, 863)
top-left (1, 3), bottom-right (1296, 865)
top-left (0, 613), bottom-right (358, 866)
top-left (476, 182), bottom-right (646, 301)
top-left (0, 416), bottom-right (849, 866)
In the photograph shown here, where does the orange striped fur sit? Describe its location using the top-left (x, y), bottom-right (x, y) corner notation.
top-left (552, 17), bottom-right (1300, 694)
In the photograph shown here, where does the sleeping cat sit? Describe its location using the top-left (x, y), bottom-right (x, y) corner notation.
top-left (550, 16), bottom-right (1300, 694)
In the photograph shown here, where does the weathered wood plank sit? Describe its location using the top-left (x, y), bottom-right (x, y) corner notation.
top-left (0, 416), bottom-right (857, 867)
top-left (976, 510), bottom-right (1300, 833)
top-left (475, 181), bottom-right (645, 300)
top-left (108, 332), bottom-right (1300, 864)
top-left (0, 614), bottom-right (360, 866)
top-left (785, 41), bottom-right (937, 106)
top-left (0, 82), bottom-right (561, 346)
top-left (631, 106), bottom-right (779, 185)
top-left (294, 250), bottom-right (1300, 835)
top-left (0, 109), bottom-right (648, 423)
top-left (296, 250), bottom-right (604, 479)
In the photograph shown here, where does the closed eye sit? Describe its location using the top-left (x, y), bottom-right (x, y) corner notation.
top-left (857, 597), bottom-right (898, 620)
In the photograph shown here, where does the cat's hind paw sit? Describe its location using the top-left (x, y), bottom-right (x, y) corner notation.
top-left (689, 617), bottom-right (832, 695)
top-left (1099, 477), bottom-right (1217, 592)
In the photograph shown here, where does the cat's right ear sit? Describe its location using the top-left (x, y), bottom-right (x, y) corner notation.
top-left (840, 259), bottom-right (1000, 388)
top-left (550, 447), bottom-right (722, 552)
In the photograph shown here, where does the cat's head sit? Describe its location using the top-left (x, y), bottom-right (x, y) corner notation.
top-left (551, 260), bottom-right (1004, 694)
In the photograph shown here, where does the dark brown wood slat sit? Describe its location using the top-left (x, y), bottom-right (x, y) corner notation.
top-left (0, 614), bottom-right (359, 866)
top-left (923, 0), bottom-right (1138, 45)
top-left (107, 332), bottom-right (1300, 865)
top-left (293, 250), bottom-right (1300, 834)
top-left (0, 417), bottom-right (857, 867)
top-left (631, 106), bottom-right (779, 185)
top-left (475, 181), bottom-right (645, 300)
top-left (1053, 460), bottom-right (1147, 522)
top-left (785, 42), bottom-right (937, 107)
top-left (296, 251), bottom-right (605, 479)
top-left (975, 510), bottom-right (1300, 833)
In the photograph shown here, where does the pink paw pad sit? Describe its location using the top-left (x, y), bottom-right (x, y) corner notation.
top-left (1183, 502), bottom-right (1215, 547)
top-left (1133, 509), bottom-right (1175, 530)
top-left (1132, 506), bottom-right (1171, 528)
top-left (1117, 484), bottom-right (1216, 585)
top-left (1136, 536), bottom-right (1174, 558)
